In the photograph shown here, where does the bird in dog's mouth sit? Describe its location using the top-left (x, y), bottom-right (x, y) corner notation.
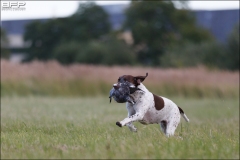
top-left (109, 81), bottom-right (143, 104)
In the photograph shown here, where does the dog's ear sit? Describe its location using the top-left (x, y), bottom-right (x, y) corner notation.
top-left (134, 73), bottom-right (148, 85)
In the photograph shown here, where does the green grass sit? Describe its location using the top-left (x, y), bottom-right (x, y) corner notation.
top-left (1, 80), bottom-right (238, 98)
top-left (1, 96), bottom-right (239, 159)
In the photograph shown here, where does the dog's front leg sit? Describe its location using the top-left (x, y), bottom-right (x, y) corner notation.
top-left (125, 104), bottom-right (137, 132)
top-left (116, 111), bottom-right (145, 127)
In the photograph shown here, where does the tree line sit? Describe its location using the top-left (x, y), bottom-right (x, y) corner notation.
top-left (1, 1), bottom-right (239, 70)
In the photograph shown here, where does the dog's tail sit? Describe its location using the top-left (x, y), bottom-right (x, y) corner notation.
top-left (178, 106), bottom-right (190, 122)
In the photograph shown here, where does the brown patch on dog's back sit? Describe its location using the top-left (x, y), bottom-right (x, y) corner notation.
top-left (153, 94), bottom-right (164, 110)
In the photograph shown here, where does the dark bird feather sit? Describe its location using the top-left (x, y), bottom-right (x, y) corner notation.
top-left (109, 82), bottom-right (143, 104)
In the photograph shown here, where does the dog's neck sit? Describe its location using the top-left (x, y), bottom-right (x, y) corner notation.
top-left (136, 83), bottom-right (148, 92)
top-left (130, 83), bottom-right (149, 100)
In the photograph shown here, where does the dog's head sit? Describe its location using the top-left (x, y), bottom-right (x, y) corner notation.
top-left (113, 73), bottom-right (148, 89)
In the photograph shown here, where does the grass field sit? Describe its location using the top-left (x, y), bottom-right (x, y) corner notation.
top-left (1, 96), bottom-right (239, 159)
top-left (1, 60), bottom-right (239, 158)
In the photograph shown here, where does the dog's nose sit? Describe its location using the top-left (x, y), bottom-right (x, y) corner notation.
top-left (113, 83), bottom-right (118, 87)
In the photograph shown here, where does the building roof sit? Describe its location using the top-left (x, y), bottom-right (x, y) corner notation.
top-left (1, 18), bottom-right (49, 35)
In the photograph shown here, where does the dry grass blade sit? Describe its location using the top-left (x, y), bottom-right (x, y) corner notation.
top-left (1, 60), bottom-right (239, 97)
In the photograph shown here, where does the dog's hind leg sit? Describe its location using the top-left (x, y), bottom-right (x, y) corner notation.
top-left (165, 123), bottom-right (177, 137)
top-left (165, 116), bottom-right (180, 137)
top-left (159, 120), bottom-right (167, 135)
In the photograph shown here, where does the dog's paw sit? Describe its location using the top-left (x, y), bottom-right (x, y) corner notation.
top-left (116, 122), bottom-right (122, 127)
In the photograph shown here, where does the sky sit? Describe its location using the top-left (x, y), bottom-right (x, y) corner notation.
top-left (1, 1), bottom-right (239, 21)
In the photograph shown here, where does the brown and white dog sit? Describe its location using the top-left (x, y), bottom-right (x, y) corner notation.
top-left (114, 73), bottom-right (189, 137)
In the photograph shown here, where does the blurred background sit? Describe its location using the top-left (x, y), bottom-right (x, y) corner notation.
top-left (1, 0), bottom-right (239, 98)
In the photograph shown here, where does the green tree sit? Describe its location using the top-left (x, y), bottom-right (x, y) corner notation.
top-left (53, 37), bottom-right (136, 65)
top-left (68, 2), bottom-right (111, 41)
top-left (225, 23), bottom-right (239, 70)
top-left (160, 34), bottom-right (239, 71)
top-left (23, 2), bottom-right (111, 62)
top-left (201, 23), bottom-right (239, 70)
top-left (76, 38), bottom-right (136, 65)
top-left (1, 27), bottom-right (10, 59)
top-left (23, 18), bottom-right (69, 61)
top-left (124, 0), bottom-right (212, 65)
top-left (52, 41), bottom-right (82, 65)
